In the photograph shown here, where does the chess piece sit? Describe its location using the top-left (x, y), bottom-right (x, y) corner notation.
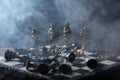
top-left (63, 22), bottom-right (71, 46)
top-left (48, 23), bottom-right (55, 42)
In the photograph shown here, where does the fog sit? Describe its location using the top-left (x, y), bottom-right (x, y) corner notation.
top-left (0, 0), bottom-right (120, 50)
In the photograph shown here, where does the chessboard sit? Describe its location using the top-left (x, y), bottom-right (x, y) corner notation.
top-left (0, 48), bottom-right (120, 80)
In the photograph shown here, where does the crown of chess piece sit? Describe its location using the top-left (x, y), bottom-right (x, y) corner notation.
top-left (58, 64), bottom-right (72, 74)
top-left (87, 59), bottom-right (98, 69)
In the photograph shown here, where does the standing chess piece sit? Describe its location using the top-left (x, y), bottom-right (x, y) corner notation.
top-left (80, 27), bottom-right (85, 42)
top-left (48, 23), bottom-right (55, 43)
top-left (30, 28), bottom-right (37, 56)
top-left (31, 28), bottom-right (37, 48)
top-left (63, 22), bottom-right (71, 46)
top-left (79, 27), bottom-right (87, 56)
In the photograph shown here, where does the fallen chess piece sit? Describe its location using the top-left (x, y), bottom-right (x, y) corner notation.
top-left (58, 64), bottom-right (72, 74)
top-left (87, 59), bottom-right (98, 69)
top-left (4, 49), bottom-right (33, 65)
top-left (26, 58), bottom-right (58, 75)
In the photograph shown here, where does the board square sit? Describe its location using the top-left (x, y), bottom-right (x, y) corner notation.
top-left (99, 60), bottom-right (117, 65)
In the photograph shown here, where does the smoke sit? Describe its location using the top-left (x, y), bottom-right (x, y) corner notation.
top-left (0, 0), bottom-right (65, 48)
top-left (0, 0), bottom-right (120, 50)
top-left (55, 0), bottom-right (120, 50)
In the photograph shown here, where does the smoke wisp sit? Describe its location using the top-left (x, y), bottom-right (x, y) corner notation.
top-left (0, 0), bottom-right (120, 50)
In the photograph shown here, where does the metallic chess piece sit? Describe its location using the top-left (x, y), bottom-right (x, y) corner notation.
top-left (48, 23), bottom-right (55, 42)
top-left (63, 22), bottom-right (71, 46)
top-left (58, 64), bottom-right (72, 74)
top-left (4, 49), bottom-right (32, 65)
top-left (31, 28), bottom-right (37, 48)
top-left (63, 22), bottom-right (71, 37)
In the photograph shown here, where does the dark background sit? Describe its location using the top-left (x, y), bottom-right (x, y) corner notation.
top-left (0, 0), bottom-right (120, 50)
